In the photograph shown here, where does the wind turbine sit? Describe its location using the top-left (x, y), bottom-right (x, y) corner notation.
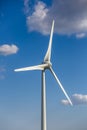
top-left (14, 20), bottom-right (73, 130)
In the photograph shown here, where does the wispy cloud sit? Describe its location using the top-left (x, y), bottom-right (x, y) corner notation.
top-left (76, 33), bottom-right (86, 38)
top-left (0, 44), bottom-right (19, 56)
top-left (61, 94), bottom-right (87, 105)
top-left (24, 0), bottom-right (30, 14)
top-left (24, 0), bottom-right (87, 37)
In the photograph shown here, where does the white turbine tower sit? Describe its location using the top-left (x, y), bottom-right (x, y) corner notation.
top-left (14, 20), bottom-right (73, 130)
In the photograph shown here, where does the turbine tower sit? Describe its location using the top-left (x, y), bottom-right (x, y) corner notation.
top-left (14, 20), bottom-right (73, 130)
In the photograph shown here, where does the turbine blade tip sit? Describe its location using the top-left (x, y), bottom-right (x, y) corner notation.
top-left (14, 69), bottom-right (18, 72)
top-left (70, 102), bottom-right (73, 106)
top-left (53, 20), bottom-right (55, 23)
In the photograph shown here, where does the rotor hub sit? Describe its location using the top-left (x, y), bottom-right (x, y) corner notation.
top-left (42, 61), bottom-right (52, 70)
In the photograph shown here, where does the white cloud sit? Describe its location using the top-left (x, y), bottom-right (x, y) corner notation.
top-left (76, 33), bottom-right (86, 38)
top-left (24, 0), bottom-right (87, 37)
top-left (0, 44), bottom-right (19, 56)
top-left (73, 94), bottom-right (87, 104)
top-left (61, 99), bottom-right (70, 105)
top-left (26, 1), bottom-right (49, 35)
top-left (61, 94), bottom-right (87, 105)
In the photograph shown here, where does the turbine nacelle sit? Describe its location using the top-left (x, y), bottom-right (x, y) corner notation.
top-left (42, 61), bottom-right (52, 70)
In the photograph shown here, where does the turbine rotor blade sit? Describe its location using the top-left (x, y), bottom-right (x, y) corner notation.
top-left (44, 20), bottom-right (55, 62)
top-left (50, 67), bottom-right (73, 106)
top-left (14, 64), bottom-right (48, 72)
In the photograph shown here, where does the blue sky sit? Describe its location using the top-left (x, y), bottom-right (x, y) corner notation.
top-left (0, 0), bottom-right (87, 130)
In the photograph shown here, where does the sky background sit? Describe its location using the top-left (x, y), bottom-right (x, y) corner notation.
top-left (0, 0), bottom-right (87, 130)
